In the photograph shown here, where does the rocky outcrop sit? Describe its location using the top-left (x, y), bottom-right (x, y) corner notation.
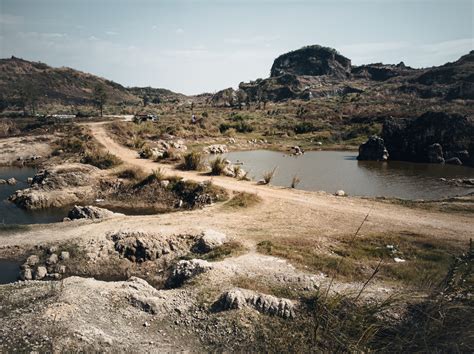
top-left (352, 62), bottom-right (414, 81)
top-left (217, 288), bottom-right (296, 319)
top-left (270, 45), bottom-right (351, 79)
top-left (67, 205), bottom-right (124, 220)
top-left (109, 231), bottom-right (197, 263)
top-left (139, 140), bottom-right (187, 160)
top-left (357, 136), bottom-right (389, 161)
top-left (9, 164), bottom-right (99, 210)
top-left (382, 112), bottom-right (474, 166)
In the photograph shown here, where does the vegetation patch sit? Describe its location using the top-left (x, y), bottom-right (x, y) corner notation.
top-left (81, 149), bottom-right (122, 169)
top-left (256, 232), bottom-right (462, 287)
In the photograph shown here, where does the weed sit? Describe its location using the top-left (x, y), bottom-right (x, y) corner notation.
top-left (82, 149), bottom-right (122, 169)
top-left (262, 166), bottom-right (277, 184)
top-left (291, 174), bottom-right (301, 188)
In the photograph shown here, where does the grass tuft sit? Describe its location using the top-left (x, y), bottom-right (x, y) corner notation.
top-left (181, 151), bottom-right (205, 171)
top-left (225, 192), bottom-right (262, 209)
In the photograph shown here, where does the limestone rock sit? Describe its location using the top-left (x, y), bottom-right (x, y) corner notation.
top-left (46, 253), bottom-right (59, 265)
top-left (67, 205), bottom-right (124, 220)
top-left (35, 266), bottom-right (47, 280)
top-left (195, 230), bottom-right (227, 253)
top-left (218, 288), bottom-right (296, 319)
top-left (167, 259), bottom-right (213, 287)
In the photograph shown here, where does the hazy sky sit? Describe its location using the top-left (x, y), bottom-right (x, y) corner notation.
top-left (0, 0), bottom-right (472, 94)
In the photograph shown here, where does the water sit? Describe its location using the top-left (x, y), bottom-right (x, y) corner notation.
top-left (0, 259), bottom-right (21, 284)
top-left (221, 150), bottom-right (474, 200)
top-left (0, 166), bottom-right (69, 225)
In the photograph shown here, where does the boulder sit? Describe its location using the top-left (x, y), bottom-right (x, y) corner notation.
top-left (194, 230), bottom-right (227, 253)
top-left (217, 288), bottom-right (296, 319)
top-left (25, 254), bottom-right (40, 266)
top-left (427, 143), bottom-right (444, 164)
top-left (335, 190), bottom-right (346, 197)
top-left (35, 266), bottom-right (47, 280)
top-left (357, 136), bottom-right (389, 161)
top-left (6, 178), bottom-right (17, 185)
top-left (60, 251), bottom-right (70, 260)
top-left (46, 253), bottom-right (59, 265)
top-left (20, 267), bottom-right (33, 281)
top-left (204, 144), bottom-right (228, 154)
top-left (67, 205), bottom-right (124, 220)
top-left (445, 157), bottom-right (462, 165)
top-left (0, 179), bottom-right (6, 184)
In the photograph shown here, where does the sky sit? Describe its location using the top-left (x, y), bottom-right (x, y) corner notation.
top-left (0, 0), bottom-right (472, 95)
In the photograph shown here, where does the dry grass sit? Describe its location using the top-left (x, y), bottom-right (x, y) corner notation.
top-left (181, 151), bottom-right (205, 171)
top-left (262, 167), bottom-right (277, 184)
top-left (257, 231), bottom-right (462, 288)
top-left (291, 174), bottom-right (301, 188)
top-left (210, 156), bottom-right (226, 176)
top-left (224, 192), bottom-right (262, 209)
top-left (116, 167), bottom-right (147, 181)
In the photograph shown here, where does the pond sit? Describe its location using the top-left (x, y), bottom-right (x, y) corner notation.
top-left (221, 150), bottom-right (474, 200)
top-left (0, 166), bottom-right (70, 225)
top-left (0, 259), bottom-right (21, 284)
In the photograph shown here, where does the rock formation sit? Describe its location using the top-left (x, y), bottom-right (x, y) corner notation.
top-left (357, 136), bottom-right (389, 161)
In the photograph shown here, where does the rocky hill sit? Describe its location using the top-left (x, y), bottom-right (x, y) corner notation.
top-left (235, 45), bottom-right (474, 103)
top-left (0, 56), bottom-right (140, 108)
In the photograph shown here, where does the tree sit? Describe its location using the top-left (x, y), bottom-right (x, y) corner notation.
top-left (16, 79), bottom-right (40, 117)
top-left (93, 84), bottom-right (107, 117)
top-left (143, 95), bottom-right (149, 107)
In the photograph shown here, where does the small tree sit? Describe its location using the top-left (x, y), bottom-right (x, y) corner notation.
top-left (16, 79), bottom-right (40, 116)
top-left (143, 95), bottom-right (149, 107)
top-left (93, 84), bottom-right (107, 117)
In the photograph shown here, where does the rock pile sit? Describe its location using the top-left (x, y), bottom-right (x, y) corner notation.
top-left (204, 144), bottom-right (228, 154)
top-left (167, 259), bottom-right (214, 287)
top-left (20, 248), bottom-right (70, 281)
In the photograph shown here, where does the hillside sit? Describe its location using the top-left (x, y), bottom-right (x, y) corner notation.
top-left (0, 56), bottom-right (141, 109)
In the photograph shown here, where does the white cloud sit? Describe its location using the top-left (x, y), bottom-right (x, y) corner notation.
top-left (88, 36), bottom-right (99, 41)
top-left (0, 14), bottom-right (23, 25)
top-left (18, 32), bottom-right (67, 39)
top-left (175, 28), bottom-right (184, 35)
top-left (224, 35), bottom-right (280, 45)
top-left (105, 31), bottom-right (118, 36)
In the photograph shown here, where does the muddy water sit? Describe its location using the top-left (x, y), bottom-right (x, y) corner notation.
top-left (0, 166), bottom-right (69, 225)
top-left (0, 259), bottom-right (21, 284)
top-left (221, 150), bottom-right (474, 200)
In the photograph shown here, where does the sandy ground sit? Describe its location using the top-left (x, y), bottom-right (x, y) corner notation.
top-left (0, 135), bottom-right (52, 166)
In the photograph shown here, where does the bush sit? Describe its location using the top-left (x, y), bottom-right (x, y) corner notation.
top-left (294, 122), bottom-right (316, 134)
top-left (219, 121), bottom-right (254, 134)
top-left (82, 149), bottom-right (122, 169)
top-left (291, 175), bottom-right (301, 188)
top-left (116, 167), bottom-right (146, 180)
top-left (210, 156), bottom-right (226, 175)
top-left (181, 151), bottom-right (205, 171)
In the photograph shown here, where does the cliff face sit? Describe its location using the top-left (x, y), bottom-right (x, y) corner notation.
top-left (382, 112), bottom-right (474, 166)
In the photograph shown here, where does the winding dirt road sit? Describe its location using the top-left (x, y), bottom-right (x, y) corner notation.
top-left (2, 122), bottom-right (472, 249)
